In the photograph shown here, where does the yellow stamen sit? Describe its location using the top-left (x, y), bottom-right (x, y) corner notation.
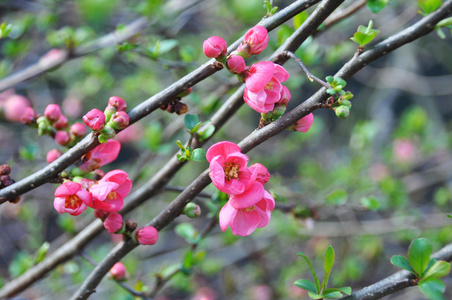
top-left (107, 191), bottom-right (118, 200)
top-left (223, 162), bottom-right (240, 181)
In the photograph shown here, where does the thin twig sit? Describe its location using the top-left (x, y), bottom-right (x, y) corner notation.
top-left (284, 51), bottom-right (331, 88)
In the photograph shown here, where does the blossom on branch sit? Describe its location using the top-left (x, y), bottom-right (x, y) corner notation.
top-left (80, 139), bottom-right (121, 172)
top-left (203, 36), bottom-right (227, 59)
top-left (83, 108), bottom-right (106, 131)
top-left (236, 25), bottom-right (269, 57)
top-left (134, 226), bottom-right (159, 245)
top-left (53, 181), bottom-right (90, 216)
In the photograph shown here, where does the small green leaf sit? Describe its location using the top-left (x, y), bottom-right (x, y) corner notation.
top-left (191, 148), bottom-right (206, 162)
top-left (323, 291), bottom-right (343, 298)
top-left (294, 279), bottom-right (317, 294)
top-left (418, 0), bottom-right (442, 15)
top-left (297, 252), bottom-right (321, 293)
top-left (447, 214), bottom-right (452, 218)
top-left (158, 39), bottom-right (178, 54)
top-left (326, 76), bottom-right (334, 84)
top-left (321, 246), bottom-right (335, 290)
top-left (34, 242), bottom-right (50, 264)
top-left (199, 125), bottom-right (215, 142)
top-left (391, 255), bottom-right (417, 275)
top-left (422, 261), bottom-right (451, 280)
top-left (307, 292), bottom-right (325, 299)
top-left (175, 223), bottom-right (196, 243)
top-left (184, 114), bottom-right (199, 130)
top-left (294, 11), bottom-right (308, 29)
top-left (361, 196), bottom-right (380, 211)
top-left (418, 278), bottom-right (446, 300)
top-left (182, 250), bottom-right (194, 269)
top-left (367, 0), bottom-right (389, 13)
top-left (326, 189), bottom-right (347, 205)
top-left (326, 89), bottom-right (336, 95)
top-left (409, 238), bottom-right (433, 277)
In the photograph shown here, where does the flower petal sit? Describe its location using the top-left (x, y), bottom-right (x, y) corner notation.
top-left (229, 182), bottom-right (264, 209)
top-left (206, 141), bottom-right (241, 163)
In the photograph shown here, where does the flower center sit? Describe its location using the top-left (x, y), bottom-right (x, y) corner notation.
top-left (107, 191), bottom-right (118, 200)
top-left (243, 206), bottom-right (255, 212)
top-left (265, 80), bottom-right (274, 90)
top-left (65, 195), bottom-right (81, 209)
top-left (223, 162), bottom-right (240, 181)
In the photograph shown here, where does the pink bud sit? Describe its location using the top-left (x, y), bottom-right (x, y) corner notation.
top-left (55, 130), bottom-right (71, 146)
top-left (203, 36), bottom-right (227, 58)
top-left (83, 109), bottom-right (106, 131)
top-left (53, 114), bottom-right (68, 130)
top-left (293, 113), bottom-right (314, 133)
top-left (20, 107), bottom-right (38, 125)
top-left (108, 111), bottom-right (129, 130)
top-left (108, 96), bottom-right (127, 111)
top-left (135, 226), bottom-right (159, 245)
top-left (70, 122), bottom-right (86, 138)
top-left (46, 149), bottom-right (62, 163)
top-left (109, 262), bottom-right (128, 281)
top-left (62, 96), bottom-right (83, 119)
top-left (3, 94), bottom-right (31, 122)
top-left (226, 55), bottom-right (246, 74)
top-left (243, 25), bottom-right (269, 55)
top-left (104, 212), bottom-right (124, 233)
top-left (44, 104), bottom-right (62, 123)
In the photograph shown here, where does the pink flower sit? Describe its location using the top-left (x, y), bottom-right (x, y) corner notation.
top-left (3, 94), bottom-right (31, 122)
top-left (71, 122), bottom-right (86, 138)
top-left (103, 212), bottom-right (124, 233)
top-left (54, 181), bottom-right (90, 216)
top-left (249, 163), bottom-right (270, 185)
top-left (206, 141), bottom-right (255, 195)
top-left (20, 107), bottom-right (38, 125)
top-left (55, 130), bottom-right (71, 146)
top-left (83, 108), bottom-right (106, 131)
top-left (203, 36), bottom-right (227, 58)
top-left (226, 55), bottom-right (246, 74)
top-left (135, 226), bottom-right (159, 245)
top-left (44, 104), bottom-right (62, 123)
top-left (219, 190), bottom-right (275, 236)
top-left (80, 139), bottom-right (121, 172)
top-left (53, 114), bottom-right (68, 130)
top-left (46, 149), bottom-right (62, 163)
top-left (94, 209), bottom-right (109, 220)
top-left (244, 62), bottom-right (289, 113)
top-left (108, 96), bottom-right (127, 111)
top-left (393, 139), bottom-right (416, 163)
top-left (109, 262), bottom-right (128, 281)
top-left (293, 113), bottom-right (314, 133)
top-left (88, 169), bottom-right (132, 212)
top-left (62, 96), bottom-right (83, 119)
top-left (241, 25), bottom-right (269, 56)
top-left (114, 123), bottom-right (144, 144)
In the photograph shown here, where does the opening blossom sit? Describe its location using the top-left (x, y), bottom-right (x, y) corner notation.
top-left (88, 169), bottom-right (132, 212)
top-left (236, 25), bottom-right (269, 57)
top-left (203, 36), bottom-right (227, 58)
top-left (243, 61), bottom-right (290, 113)
top-left (292, 113), bottom-right (314, 133)
top-left (103, 212), bottom-right (124, 233)
top-left (83, 108), bottom-right (106, 131)
top-left (54, 181), bottom-right (90, 216)
top-left (80, 139), bottom-right (121, 172)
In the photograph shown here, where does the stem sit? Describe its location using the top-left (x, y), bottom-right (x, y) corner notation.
top-left (284, 51), bottom-right (331, 89)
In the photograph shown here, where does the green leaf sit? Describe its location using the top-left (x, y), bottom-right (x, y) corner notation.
top-left (307, 292), bottom-right (325, 299)
top-left (175, 223), bottom-right (196, 242)
top-left (326, 189), bottom-right (347, 205)
top-left (184, 114), bottom-right (199, 131)
top-left (321, 246), bottom-right (335, 290)
top-left (361, 196), bottom-right (380, 211)
top-left (297, 252), bottom-right (321, 293)
top-left (158, 39), bottom-right (178, 54)
top-left (447, 214), bottom-right (452, 218)
top-left (418, 278), bottom-right (446, 300)
top-left (391, 255), bottom-right (417, 275)
top-left (326, 76), bottom-right (334, 84)
top-left (191, 148), bottom-right (206, 162)
top-left (9, 252), bottom-right (33, 277)
top-left (422, 261), bottom-right (451, 280)
top-left (418, 0), bottom-right (442, 15)
top-left (326, 287), bottom-right (352, 295)
top-left (323, 291), bottom-right (343, 298)
top-left (294, 279), bottom-right (317, 294)
top-left (409, 238), bottom-right (433, 277)
top-left (294, 11), bottom-right (308, 29)
top-left (199, 125), bottom-right (215, 142)
top-left (367, 0), bottom-right (389, 13)
top-left (182, 250), bottom-right (194, 269)
top-left (34, 242), bottom-right (50, 264)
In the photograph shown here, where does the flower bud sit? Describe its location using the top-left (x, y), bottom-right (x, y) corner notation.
top-left (289, 113), bottom-right (314, 132)
top-left (104, 212), bottom-right (124, 234)
top-left (20, 107), bottom-right (38, 125)
top-left (134, 226), bottom-right (159, 245)
top-left (70, 122), bottom-right (86, 138)
top-left (53, 114), bottom-right (68, 130)
top-left (0, 175), bottom-right (15, 188)
top-left (46, 149), bottom-right (62, 163)
top-left (98, 126), bottom-right (116, 143)
top-left (174, 102), bottom-right (189, 115)
top-left (243, 25), bottom-right (269, 55)
top-left (334, 106), bottom-right (350, 119)
top-left (226, 55), bottom-right (246, 74)
top-left (125, 219), bottom-right (138, 232)
top-left (94, 209), bottom-right (109, 220)
top-left (83, 109), bottom-right (106, 131)
top-left (55, 131), bottom-right (71, 146)
top-left (183, 203), bottom-right (201, 218)
top-left (44, 104), bottom-right (62, 123)
top-left (0, 164), bottom-right (11, 175)
top-left (108, 96), bottom-right (127, 111)
top-left (203, 36), bottom-right (227, 58)
top-left (3, 94), bottom-right (31, 122)
top-left (109, 262), bottom-right (128, 281)
top-left (107, 111), bottom-right (129, 130)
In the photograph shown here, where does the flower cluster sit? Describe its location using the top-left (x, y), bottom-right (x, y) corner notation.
top-left (202, 26), bottom-right (291, 115)
top-left (83, 96), bottom-right (130, 143)
top-left (207, 141), bottom-right (275, 236)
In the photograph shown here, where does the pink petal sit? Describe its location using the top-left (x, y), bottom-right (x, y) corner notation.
top-left (90, 182), bottom-right (119, 201)
top-left (230, 209), bottom-right (260, 236)
top-left (229, 182), bottom-right (264, 209)
top-left (75, 187), bottom-right (91, 205)
top-left (91, 140), bottom-right (121, 166)
top-left (209, 158), bottom-right (226, 190)
top-left (245, 61), bottom-right (274, 92)
top-left (222, 178), bottom-right (246, 195)
top-left (115, 178), bottom-right (132, 199)
top-left (244, 88), bottom-right (269, 113)
top-left (294, 113), bottom-right (314, 133)
top-left (273, 64), bottom-right (289, 82)
top-left (54, 181), bottom-right (81, 197)
top-left (53, 196), bottom-right (66, 214)
top-left (206, 141), bottom-right (241, 163)
top-left (225, 152), bottom-right (249, 171)
top-left (219, 201), bottom-right (237, 231)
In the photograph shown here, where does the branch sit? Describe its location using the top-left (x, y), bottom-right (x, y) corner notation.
top-left (338, 243), bottom-right (452, 300)
top-left (0, 18), bottom-right (150, 92)
top-left (0, 0), bottom-right (321, 204)
top-left (70, 1), bottom-right (452, 299)
top-left (0, 1), bottom-right (322, 297)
